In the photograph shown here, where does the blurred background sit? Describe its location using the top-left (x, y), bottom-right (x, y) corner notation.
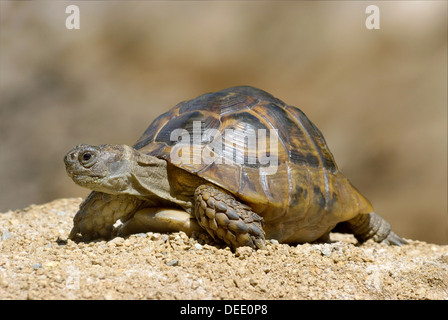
top-left (0, 1), bottom-right (446, 244)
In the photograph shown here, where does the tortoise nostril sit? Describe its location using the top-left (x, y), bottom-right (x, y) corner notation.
top-left (64, 150), bottom-right (81, 166)
top-left (64, 152), bottom-right (74, 164)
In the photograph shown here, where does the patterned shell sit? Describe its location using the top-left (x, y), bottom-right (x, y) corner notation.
top-left (134, 86), bottom-right (373, 242)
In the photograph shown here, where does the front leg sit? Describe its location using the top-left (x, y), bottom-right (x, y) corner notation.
top-left (68, 191), bottom-right (144, 241)
top-left (194, 184), bottom-right (266, 250)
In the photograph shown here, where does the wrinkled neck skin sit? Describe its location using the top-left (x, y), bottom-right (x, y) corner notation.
top-left (108, 146), bottom-right (190, 209)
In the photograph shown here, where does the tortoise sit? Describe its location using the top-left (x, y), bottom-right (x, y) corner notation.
top-left (64, 86), bottom-right (406, 249)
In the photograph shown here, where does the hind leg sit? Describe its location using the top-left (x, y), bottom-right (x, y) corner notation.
top-left (339, 212), bottom-right (407, 245)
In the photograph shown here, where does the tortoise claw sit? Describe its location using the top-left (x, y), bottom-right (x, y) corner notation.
top-left (68, 226), bottom-right (79, 240)
top-left (381, 231), bottom-right (408, 246)
top-left (254, 238), bottom-right (266, 250)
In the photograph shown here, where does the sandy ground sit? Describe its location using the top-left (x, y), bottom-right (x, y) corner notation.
top-left (0, 198), bottom-right (447, 300)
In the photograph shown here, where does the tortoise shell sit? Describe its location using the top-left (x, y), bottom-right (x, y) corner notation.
top-left (133, 86), bottom-right (373, 243)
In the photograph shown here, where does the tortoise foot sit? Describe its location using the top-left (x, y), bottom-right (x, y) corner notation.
top-left (344, 212), bottom-right (407, 246)
top-left (194, 184), bottom-right (266, 250)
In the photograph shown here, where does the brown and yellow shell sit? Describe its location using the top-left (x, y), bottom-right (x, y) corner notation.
top-left (134, 86), bottom-right (373, 243)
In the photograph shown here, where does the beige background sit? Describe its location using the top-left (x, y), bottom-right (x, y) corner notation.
top-left (0, 1), bottom-right (446, 244)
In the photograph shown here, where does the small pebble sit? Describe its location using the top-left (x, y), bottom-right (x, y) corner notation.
top-left (135, 233), bottom-right (147, 238)
top-left (319, 248), bottom-right (331, 257)
top-left (109, 237), bottom-right (124, 246)
top-left (1, 229), bottom-right (14, 241)
top-left (32, 263), bottom-right (42, 270)
top-left (235, 246), bottom-right (253, 258)
top-left (249, 278), bottom-right (258, 287)
top-left (44, 261), bottom-right (59, 268)
top-left (166, 259), bottom-right (179, 267)
top-left (172, 234), bottom-right (181, 241)
top-left (194, 243), bottom-right (203, 250)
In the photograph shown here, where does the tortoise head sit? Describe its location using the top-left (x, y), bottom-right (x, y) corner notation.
top-left (64, 144), bottom-right (138, 194)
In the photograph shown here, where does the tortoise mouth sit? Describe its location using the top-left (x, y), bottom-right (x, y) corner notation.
top-left (71, 173), bottom-right (105, 180)
top-left (69, 174), bottom-right (105, 189)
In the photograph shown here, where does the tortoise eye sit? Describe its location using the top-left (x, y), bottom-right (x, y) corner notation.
top-left (79, 151), bottom-right (96, 167)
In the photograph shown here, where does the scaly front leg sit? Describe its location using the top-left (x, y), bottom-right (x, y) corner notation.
top-left (69, 191), bottom-right (144, 241)
top-left (194, 184), bottom-right (266, 250)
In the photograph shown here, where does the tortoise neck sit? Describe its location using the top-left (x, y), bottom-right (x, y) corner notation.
top-left (129, 149), bottom-right (191, 209)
